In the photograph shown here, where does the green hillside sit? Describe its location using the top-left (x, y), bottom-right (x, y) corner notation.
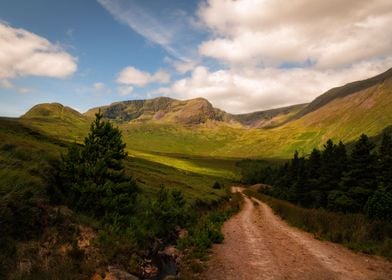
top-left (21, 103), bottom-right (90, 142)
top-left (19, 68), bottom-right (392, 160)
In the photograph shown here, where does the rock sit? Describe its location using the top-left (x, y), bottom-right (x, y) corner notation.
top-left (178, 228), bottom-right (188, 239)
top-left (91, 273), bottom-right (104, 280)
top-left (105, 266), bottom-right (139, 280)
top-left (161, 245), bottom-right (180, 258)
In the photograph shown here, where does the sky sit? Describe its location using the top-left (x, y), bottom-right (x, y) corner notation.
top-left (0, 0), bottom-right (392, 116)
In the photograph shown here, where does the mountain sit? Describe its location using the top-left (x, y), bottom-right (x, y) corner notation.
top-left (23, 102), bottom-right (86, 122)
top-left (84, 96), bottom-right (307, 128)
top-left (232, 103), bottom-right (307, 128)
top-left (292, 67), bottom-right (392, 120)
top-left (21, 103), bottom-right (89, 141)
top-left (16, 67), bottom-right (392, 158)
top-left (85, 97), bottom-right (233, 125)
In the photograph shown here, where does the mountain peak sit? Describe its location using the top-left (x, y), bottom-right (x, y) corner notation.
top-left (84, 97), bottom-right (220, 125)
top-left (22, 103), bottom-right (83, 120)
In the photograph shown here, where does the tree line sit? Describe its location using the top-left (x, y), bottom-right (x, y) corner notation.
top-left (246, 133), bottom-right (392, 221)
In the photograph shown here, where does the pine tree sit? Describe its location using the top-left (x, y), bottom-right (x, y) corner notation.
top-left (304, 148), bottom-right (321, 207)
top-left (288, 151), bottom-right (306, 203)
top-left (318, 139), bottom-right (340, 207)
top-left (378, 132), bottom-right (392, 189)
top-left (341, 134), bottom-right (377, 212)
top-left (57, 111), bottom-right (138, 222)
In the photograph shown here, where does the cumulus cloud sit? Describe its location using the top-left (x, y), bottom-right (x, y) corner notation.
top-left (118, 85), bottom-right (134, 96)
top-left (93, 82), bottom-right (112, 94)
top-left (166, 59), bottom-right (392, 113)
top-left (0, 22), bottom-right (77, 83)
top-left (151, 0), bottom-right (392, 113)
top-left (117, 66), bottom-right (170, 87)
top-left (198, 0), bottom-right (392, 68)
top-left (93, 82), bottom-right (105, 91)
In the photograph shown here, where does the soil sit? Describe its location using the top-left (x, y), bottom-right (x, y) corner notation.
top-left (202, 187), bottom-right (392, 280)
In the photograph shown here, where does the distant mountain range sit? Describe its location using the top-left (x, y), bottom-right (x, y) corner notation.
top-left (19, 67), bottom-right (392, 158)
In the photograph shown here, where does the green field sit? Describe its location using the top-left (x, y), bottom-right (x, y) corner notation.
top-left (0, 118), bottom-right (237, 203)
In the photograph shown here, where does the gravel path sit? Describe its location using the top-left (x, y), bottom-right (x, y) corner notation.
top-left (202, 187), bottom-right (392, 280)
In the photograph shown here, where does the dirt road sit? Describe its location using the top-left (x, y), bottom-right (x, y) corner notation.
top-left (202, 187), bottom-right (392, 280)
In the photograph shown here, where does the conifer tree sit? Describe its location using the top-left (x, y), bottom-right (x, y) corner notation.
top-left (304, 148), bottom-right (321, 207)
top-left (341, 134), bottom-right (377, 212)
top-left (378, 132), bottom-right (392, 189)
top-left (318, 139), bottom-right (340, 207)
top-left (57, 111), bottom-right (138, 222)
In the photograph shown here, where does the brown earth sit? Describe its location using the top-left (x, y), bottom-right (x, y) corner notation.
top-left (202, 187), bottom-right (392, 280)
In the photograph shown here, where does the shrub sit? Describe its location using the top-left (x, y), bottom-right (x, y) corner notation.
top-left (365, 187), bottom-right (392, 221)
top-left (212, 181), bottom-right (222, 189)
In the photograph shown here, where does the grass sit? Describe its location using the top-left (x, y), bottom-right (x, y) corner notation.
top-left (245, 189), bottom-right (392, 260)
top-left (0, 117), bottom-right (236, 202)
top-left (20, 76), bottom-right (392, 160)
top-left (0, 117), bottom-right (239, 279)
top-left (128, 149), bottom-right (239, 180)
top-left (124, 155), bottom-right (231, 202)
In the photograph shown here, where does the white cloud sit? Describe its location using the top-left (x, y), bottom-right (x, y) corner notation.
top-left (174, 61), bottom-right (197, 74)
top-left (0, 79), bottom-right (13, 89)
top-left (198, 0), bottom-right (392, 68)
top-left (152, 0), bottom-right (392, 113)
top-left (166, 59), bottom-right (392, 113)
top-left (0, 22), bottom-right (77, 83)
top-left (93, 82), bottom-right (105, 91)
top-left (17, 87), bottom-right (33, 94)
top-left (92, 82), bottom-right (112, 94)
top-left (163, 56), bottom-right (197, 74)
top-left (118, 86), bottom-right (133, 96)
top-left (117, 66), bottom-right (170, 87)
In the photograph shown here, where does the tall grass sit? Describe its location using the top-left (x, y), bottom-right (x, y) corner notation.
top-left (245, 190), bottom-right (392, 259)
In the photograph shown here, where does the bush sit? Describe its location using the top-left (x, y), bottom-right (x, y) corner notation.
top-left (212, 181), bottom-right (222, 189)
top-left (365, 188), bottom-right (392, 221)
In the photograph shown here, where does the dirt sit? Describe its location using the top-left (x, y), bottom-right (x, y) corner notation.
top-left (202, 187), bottom-right (392, 280)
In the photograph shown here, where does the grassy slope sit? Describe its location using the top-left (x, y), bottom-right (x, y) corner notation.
top-left (21, 102), bottom-right (90, 142)
top-left (19, 72), bottom-right (392, 161)
top-left (0, 117), bottom-right (232, 203)
top-left (293, 67), bottom-right (392, 119)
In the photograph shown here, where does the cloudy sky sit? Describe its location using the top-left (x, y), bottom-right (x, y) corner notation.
top-left (1, 0), bottom-right (392, 116)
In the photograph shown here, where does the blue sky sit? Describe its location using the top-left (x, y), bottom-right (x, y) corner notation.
top-left (0, 0), bottom-right (202, 116)
top-left (1, 0), bottom-right (391, 116)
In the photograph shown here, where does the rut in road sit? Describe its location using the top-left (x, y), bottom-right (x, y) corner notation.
top-left (202, 187), bottom-right (392, 280)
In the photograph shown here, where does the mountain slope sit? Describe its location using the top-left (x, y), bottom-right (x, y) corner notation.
top-left (21, 103), bottom-right (89, 142)
top-left (232, 103), bottom-right (307, 128)
top-left (85, 97), bottom-right (233, 125)
top-left (14, 67), bottom-right (392, 158)
top-left (293, 67), bottom-right (392, 120)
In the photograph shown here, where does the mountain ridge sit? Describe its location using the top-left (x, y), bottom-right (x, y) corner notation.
top-left (292, 67), bottom-right (392, 120)
top-left (22, 67), bottom-right (392, 129)
top-left (18, 66), bottom-right (392, 158)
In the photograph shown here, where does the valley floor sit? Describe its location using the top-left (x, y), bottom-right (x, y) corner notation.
top-left (201, 187), bottom-right (392, 280)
